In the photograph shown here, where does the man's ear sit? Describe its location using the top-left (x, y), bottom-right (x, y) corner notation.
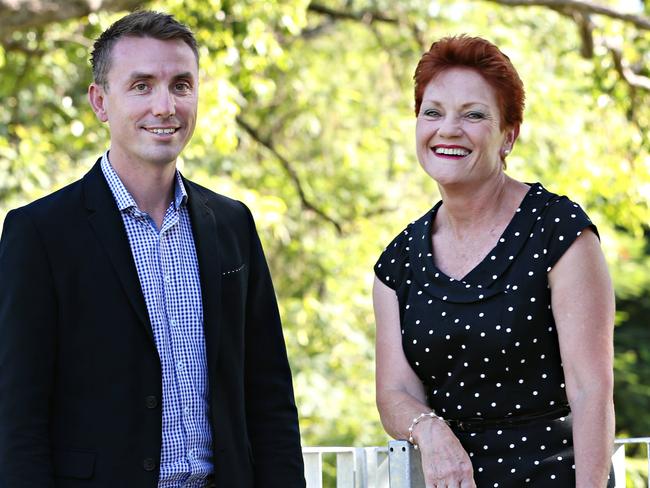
top-left (88, 83), bottom-right (109, 123)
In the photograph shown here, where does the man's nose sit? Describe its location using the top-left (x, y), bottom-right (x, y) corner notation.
top-left (152, 88), bottom-right (175, 118)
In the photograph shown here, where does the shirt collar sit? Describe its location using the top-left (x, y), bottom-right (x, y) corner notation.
top-left (100, 150), bottom-right (188, 212)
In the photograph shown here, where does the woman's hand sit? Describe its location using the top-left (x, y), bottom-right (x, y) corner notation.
top-left (414, 418), bottom-right (476, 488)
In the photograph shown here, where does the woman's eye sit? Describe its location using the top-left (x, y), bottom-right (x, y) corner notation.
top-left (466, 111), bottom-right (485, 119)
top-left (423, 109), bottom-right (441, 117)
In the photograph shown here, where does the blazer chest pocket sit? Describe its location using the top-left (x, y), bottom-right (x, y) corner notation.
top-left (220, 263), bottom-right (248, 319)
top-left (222, 263), bottom-right (246, 278)
top-left (53, 448), bottom-right (96, 479)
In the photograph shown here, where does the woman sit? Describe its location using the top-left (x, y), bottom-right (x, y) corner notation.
top-left (373, 35), bottom-right (615, 487)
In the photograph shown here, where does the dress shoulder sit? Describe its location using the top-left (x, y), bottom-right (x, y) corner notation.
top-left (374, 208), bottom-right (434, 290)
top-left (539, 193), bottom-right (598, 269)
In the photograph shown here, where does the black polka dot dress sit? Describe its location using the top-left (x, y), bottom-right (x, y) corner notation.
top-left (374, 183), bottom-right (614, 487)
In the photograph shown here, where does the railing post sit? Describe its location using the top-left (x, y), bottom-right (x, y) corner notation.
top-left (336, 450), bottom-right (355, 488)
top-left (363, 447), bottom-right (389, 488)
top-left (611, 443), bottom-right (625, 488)
top-left (303, 450), bottom-right (323, 488)
top-left (388, 440), bottom-right (425, 488)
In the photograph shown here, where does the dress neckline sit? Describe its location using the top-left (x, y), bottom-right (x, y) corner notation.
top-left (404, 182), bottom-right (556, 303)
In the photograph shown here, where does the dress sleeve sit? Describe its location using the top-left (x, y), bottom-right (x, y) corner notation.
top-left (542, 196), bottom-right (599, 270)
top-left (374, 227), bottom-right (411, 290)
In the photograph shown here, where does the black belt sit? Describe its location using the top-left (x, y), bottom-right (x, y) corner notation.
top-left (446, 404), bottom-right (571, 433)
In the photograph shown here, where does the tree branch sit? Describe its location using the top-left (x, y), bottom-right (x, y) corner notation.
top-left (236, 115), bottom-right (344, 234)
top-left (307, 2), bottom-right (399, 25)
top-left (607, 44), bottom-right (650, 92)
top-left (0, 0), bottom-right (147, 41)
top-left (480, 0), bottom-right (650, 30)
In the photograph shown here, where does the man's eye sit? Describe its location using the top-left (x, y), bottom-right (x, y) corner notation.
top-left (134, 83), bottom-right (149, 92)
top-left (175, 82), bottom-right (191, 92)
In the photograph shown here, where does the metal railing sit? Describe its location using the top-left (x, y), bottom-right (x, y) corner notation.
top-left (303, 437), bottom-right (650, 488)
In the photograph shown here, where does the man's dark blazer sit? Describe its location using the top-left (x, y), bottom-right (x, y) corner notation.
top-left (0, 160), bottom-right (305, 488)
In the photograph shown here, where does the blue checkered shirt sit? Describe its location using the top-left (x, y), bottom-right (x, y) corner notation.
top-left (101, 152), bottom-right (213, 487)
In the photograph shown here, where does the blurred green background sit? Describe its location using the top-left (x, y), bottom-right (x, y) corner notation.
top-left (2, 0), bottom-right (649, 484)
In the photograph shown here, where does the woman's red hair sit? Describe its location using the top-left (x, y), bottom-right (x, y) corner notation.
top-left (414, 35), bottom-right (525, 129)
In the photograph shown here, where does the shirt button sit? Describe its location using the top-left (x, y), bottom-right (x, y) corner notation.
top-left (142, 457), bottom-right (156, 471)
top-left (145, 395), bottom-right (158, 409)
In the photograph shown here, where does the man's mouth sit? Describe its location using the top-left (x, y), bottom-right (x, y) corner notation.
top-left (433, 146), bottom-right (471, 157)
top-left (145, 127), bottom-right (178, 135)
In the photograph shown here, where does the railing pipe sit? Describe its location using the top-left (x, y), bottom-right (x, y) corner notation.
top-left (303, 437), bottom-right (649, 488)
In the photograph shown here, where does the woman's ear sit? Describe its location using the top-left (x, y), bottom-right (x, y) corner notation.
top-left (504, 124), bottom-right (520, 153)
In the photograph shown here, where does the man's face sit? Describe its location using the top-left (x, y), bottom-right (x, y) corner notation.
top-left (88, 36), bottom-right (198, 170)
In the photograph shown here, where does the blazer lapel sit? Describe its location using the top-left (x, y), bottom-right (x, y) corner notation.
top-left (185, 180), bottom-right (223, 376)
top-left (82, 161), bottom-right (154, 344)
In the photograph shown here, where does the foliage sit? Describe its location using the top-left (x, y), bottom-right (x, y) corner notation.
top-left (1, 0), bottom-right (649, 464)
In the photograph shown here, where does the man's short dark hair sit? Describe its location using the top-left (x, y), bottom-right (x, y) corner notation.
top-left (90, 10), bottom-right (199, 88)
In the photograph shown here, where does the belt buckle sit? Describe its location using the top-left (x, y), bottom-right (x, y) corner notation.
top-left (457, 417), bottom-right (485, 433)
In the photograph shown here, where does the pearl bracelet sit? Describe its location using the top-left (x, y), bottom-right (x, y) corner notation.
top-left (407, 411), bottom-right (448, 450)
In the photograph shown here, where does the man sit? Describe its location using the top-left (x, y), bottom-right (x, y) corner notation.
top-left (0, 11), bottom-right (305, 488)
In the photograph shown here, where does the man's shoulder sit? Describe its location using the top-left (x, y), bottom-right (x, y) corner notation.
top-left (11, 177), bottom-right (85, 222)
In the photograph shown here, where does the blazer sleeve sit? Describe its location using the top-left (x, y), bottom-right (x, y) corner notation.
top-left (241, 206), bottom-right (306, 488)
top-left (0, 209), bottom-right (57, 487)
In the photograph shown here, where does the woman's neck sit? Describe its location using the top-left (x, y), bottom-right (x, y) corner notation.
top-left (436, 174), bottom-right (527, 240)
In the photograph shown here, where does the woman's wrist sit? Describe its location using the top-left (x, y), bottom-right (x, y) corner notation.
top-left (407, 411), bottom-right (448, 449)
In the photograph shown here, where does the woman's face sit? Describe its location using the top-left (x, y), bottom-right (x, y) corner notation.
top-left (415, 67), bottom-right (516, 187)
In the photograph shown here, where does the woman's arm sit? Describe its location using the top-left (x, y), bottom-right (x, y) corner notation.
top-left (549, 230), bottom-right (615, 487)
top-left (374, 276), bottom-right (476, 488)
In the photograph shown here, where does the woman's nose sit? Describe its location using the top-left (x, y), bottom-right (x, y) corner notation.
top-left (437, 115), bottom-right (462, 137)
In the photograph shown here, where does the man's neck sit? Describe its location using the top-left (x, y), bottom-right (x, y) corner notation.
top-left (109, 153), bottom-right (177, 229)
